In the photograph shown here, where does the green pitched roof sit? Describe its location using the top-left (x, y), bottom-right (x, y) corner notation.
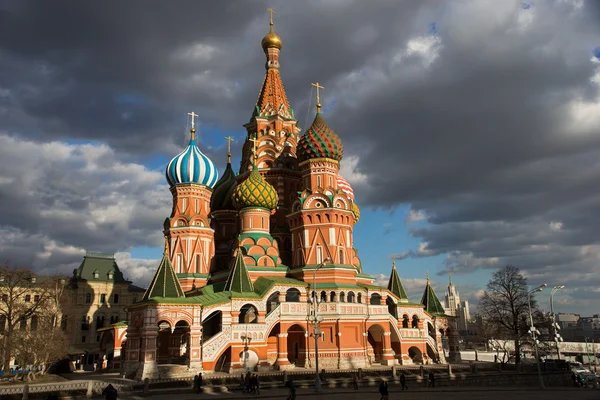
top-left (75, 252), bottom-right (127, 282)
top-left (420, 276), bottom-right (446, 316)
top-left (143, 254), bottom-right (184, 300)
top-left (224, 250), bottom-right (254, 293)
top-left (387, 263), bottom-right (408, 300)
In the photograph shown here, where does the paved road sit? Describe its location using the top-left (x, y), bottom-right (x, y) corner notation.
top-left (116, 386), bottom-right (595, 400)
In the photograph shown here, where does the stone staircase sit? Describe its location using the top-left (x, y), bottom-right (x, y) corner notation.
top-left (157, 364), bottom-right (197, 379)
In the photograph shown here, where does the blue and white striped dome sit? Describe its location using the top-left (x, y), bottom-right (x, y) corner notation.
top-left (166, 138), bottom-right (219, 188)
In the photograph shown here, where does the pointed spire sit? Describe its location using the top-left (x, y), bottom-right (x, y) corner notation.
top-left (420, 273), bottom-right (445, 316)
top-left (387, 255), bottom-right (408, 301)
top-left (143, 239), bottom-right (185, 300)
top-left (224, 248), bottom-right (254, 293)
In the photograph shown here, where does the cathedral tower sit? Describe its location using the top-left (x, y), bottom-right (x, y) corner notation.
top-left (238, 11), bottom-right (302, 266)
top-left (164, 112), bottom-right (219, 291)
top-left (288, 87), bottom-right (363, 285)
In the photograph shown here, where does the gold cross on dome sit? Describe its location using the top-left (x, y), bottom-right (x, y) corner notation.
top-left (267, 7), bottom-right (275, 25)
top-left (249, 133), bottom-right (259, 163)
top-left (311, 82), bottom-right (324, 112)
top-left (225, 136), bottom-right (234, 163)
top-left (187, 111), bottom-right (198, 129)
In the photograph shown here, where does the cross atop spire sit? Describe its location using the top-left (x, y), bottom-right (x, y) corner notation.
top-left (311, 82), bottom-right (324, 113)
top-left (188, 111), bottom-right (198, 140)
top-left (426, 271), bottom-right (430, 283)
top-left (267, 7), bottom-right (275, 26)
top-left (249, 133), bottom-right (259, 165)
top-left (225, 136), bottom-right (234, 164)
top-left (391, 254), bottom-right (397, 269)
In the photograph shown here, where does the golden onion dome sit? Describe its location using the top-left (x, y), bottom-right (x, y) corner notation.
top-left (232, 166), bottom-right (279, 210)
top-left (351, 202), bottom-right (361, 223)
top-left (262, 25), bottom-right (282, 51)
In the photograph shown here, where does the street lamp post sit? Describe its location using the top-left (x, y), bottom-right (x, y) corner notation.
top-left (527, 283), bottom-right (547, 390)
top-left (309, 257), bottom-right (331, 392)
top-left (550, 285), bottom-right (565, 360)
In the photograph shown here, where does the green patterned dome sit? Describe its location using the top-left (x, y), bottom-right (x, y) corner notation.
top-left (297, 113), bottom-right (344, 163)
top-left (232, 166), bottom-right (278, 210)
top-left (351, 202), bottom-right (360, 223)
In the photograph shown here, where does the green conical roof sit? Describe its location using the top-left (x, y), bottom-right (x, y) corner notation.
top-left (387, 262), bottom-right (408, 300)
top-left (143, 252), bottom-right (185, 300)
top-left (420, 273), bottom-right (446, 316)
top-left (224, 249), bottom-right (254, 293)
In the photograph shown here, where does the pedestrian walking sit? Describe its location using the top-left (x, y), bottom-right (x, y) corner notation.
top-left (428, 371), bottom-right (435, 388)
top-left (102, 384), bottom-right (118, 400)
top-left (253, 374), bottom-right (260, 395)
top-left (286, 377), bottom-right (296, 400)
top-left (400, 372), bottom-right (408, 390)
top-left (194, 373), bottom-right (199, 393)
top-left (378, 380), bottom-right (389, 400)
top-left (353, 374), bottom-right (359, 390)
top-left (197, 372), bottom-right (203, 393)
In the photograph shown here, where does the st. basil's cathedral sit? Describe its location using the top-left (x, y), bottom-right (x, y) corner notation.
top-left (116, 13), bottom-right (460, 379)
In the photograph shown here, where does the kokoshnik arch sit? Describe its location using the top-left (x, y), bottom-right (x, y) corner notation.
top-left (115, 11), bottom-right (461, 379)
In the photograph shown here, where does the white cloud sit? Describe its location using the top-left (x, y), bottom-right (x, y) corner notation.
top-left (0, 134), bottom-right (170, 276)
top-left (405, 209), bottom-right (427, 224)
top-left (549, 221), bottom-right (563, 231)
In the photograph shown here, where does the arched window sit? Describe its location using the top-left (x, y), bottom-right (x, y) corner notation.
top-left (96, 315), bottom-right (105, 329)
top-left (330, 291), bottom-right (336, 302)
top-left (412, 315), bottom-right (419, 329)
top-left (347, 291), bottom-right (355, 303)
top-left (320, 291), bottom-right (327, 302)
top-left (267, 292), bottom-right (280, 314)
top-left (370, 293), bottom-right (381, 305)
top-left (113, 294), bottom-right (119, 304)
top-left (239, 304), bottom-right (258, 324)
top-left (85, 293), bottom-right (92, 304)
top-left (340, 292), bottom-right (345, 302)
top-left (339, 249), bottom-right (344, 264)
top-left (357, 293), bottom-right (362, 303)
top-left (402, 314), bottom-right (410, 328)
top-left (285, 288), bottom-right (301, 302)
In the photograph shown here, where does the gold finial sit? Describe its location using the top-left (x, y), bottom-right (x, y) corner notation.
top-left (225, 136), bottom-right (234, 164)
top-left (391, 254), bottom-right (396, 269)
top-left (267, 7), bottom-right (275, 26)
top-left (188, 111), bottom-right (198, 140)
top-left (164, 236), bottom-right (169, 257)
top-left (426, 271), bottom-right (430, 283)
top-left (248, 133), bottom-right (259, 165)
top-left (311, 82), bottom-right (324, 113)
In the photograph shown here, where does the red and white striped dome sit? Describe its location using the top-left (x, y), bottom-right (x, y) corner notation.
top-left (337, 175), bottom-right (354, 200)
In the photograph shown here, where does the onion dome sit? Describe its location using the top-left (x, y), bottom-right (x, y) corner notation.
top-left (210, 160), bottom-right (237, 212)
top-left (262, 23), bottom-right (282, 51)
top-left (232, 166), bottom-right (278, 210)
top-left (337, 175), bottom-right (354, 200)
top-left (297, 113), bottom-right (344, 163)
top-left (166, 129), bottom-right (218, 188)
top-left (351, 202), bottom-right (360, 223)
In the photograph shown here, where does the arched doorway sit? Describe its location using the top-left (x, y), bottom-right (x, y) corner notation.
top-left (370, 293), bottom-right (381, 305)
top-left (215, 346), bottom-right (231, 372)
top-left (386, 297), bottom-right (397, 318)
top-left (202, 310), bottom-right (222, 341)
top-left (367, 324), bottom-right (385, 364)
top-left (267, 292), bottom-right (280, 314)
top-left (287, 324), bottom-right (306, 367)
top-left (408, 346), bottom-right (423, 364)
top-left (173, 320), bottom-right (190, 364)
top-left (426, 343), bottom-right (438, 363)
top-left (157, 320), bottom-right (172, 364)
top-left (285, 288), bottom-right (301, 302)
top-left (267, 323), bottom-right (280, 366)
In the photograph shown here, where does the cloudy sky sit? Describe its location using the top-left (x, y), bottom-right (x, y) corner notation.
top-left (1, 0), bottom-right (599, 314)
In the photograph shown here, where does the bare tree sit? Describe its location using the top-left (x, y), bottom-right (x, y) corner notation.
top-left (0, 266), bottom-right (67, 371)
top-left (478, 265), bottom-right (535, 364)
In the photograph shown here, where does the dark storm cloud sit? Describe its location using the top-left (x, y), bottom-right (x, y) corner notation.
top-left (1, 1), bottom-right (600, 311)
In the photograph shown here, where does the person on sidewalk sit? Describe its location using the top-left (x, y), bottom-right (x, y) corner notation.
top-left (353, 374), bottom-right (359, 390)
top-left (378, 380), bottom-right (388, 400)
top-left (197, 372), bottom-right (203, 393)
top-left (286, 377), bottom-right (296, 400)
top-left (428, 371), bottom-right (435, 388)
top-left (400, 372), bottom-right (408, 390)
top-left (193, 374), bottom-right (199, 393)
top-left (101, 384), bottom-right (118, 400)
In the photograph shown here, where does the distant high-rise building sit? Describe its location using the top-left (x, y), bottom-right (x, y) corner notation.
top-left (444, 275), bottom-right (470, 332)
